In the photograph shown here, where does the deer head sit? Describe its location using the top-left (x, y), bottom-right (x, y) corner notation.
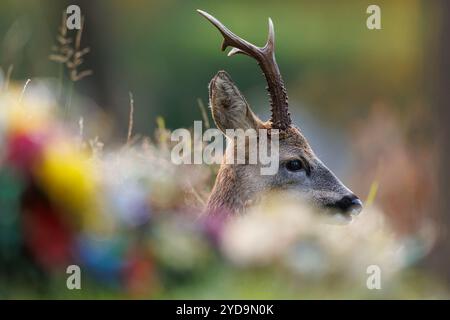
top-left (198, 10), bottom-right (363, 220)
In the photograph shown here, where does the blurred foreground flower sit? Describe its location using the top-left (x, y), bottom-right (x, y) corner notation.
top-left (0, 83), bottom-right (444, 298)
top-left (220, 193), bottom-right (428, 285)
top-left (35, 140), bottom-right (101, 231)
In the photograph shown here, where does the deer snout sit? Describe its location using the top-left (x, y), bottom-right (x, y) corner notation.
top-left (334, 195), bottom-right (363, 215)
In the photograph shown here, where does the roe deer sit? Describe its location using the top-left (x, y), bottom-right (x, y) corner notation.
top-left (198, 10), bottom-right (363, 219)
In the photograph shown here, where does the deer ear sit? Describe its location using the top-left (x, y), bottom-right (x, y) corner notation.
top-left (209, 71), bottom-right (263, 133)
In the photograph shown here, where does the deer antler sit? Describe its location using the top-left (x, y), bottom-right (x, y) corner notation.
top-left (197, 9), bottom-right (292, 131)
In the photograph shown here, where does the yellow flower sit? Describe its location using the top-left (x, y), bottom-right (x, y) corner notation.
top-left (36, 139), bottom-right (100, 230)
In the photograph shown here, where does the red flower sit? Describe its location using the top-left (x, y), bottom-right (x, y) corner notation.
top-left (123, 247), bottom-right (155, 297)
top-left (7, 132), bottom-right (44, 171)
top-left (23, 203), bottom-right (74, 271)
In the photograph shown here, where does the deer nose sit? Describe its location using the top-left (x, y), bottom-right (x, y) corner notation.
top-left (335, 195), bottom-right (363, 215)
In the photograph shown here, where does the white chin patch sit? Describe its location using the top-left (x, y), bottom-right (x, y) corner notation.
top-left (350, 207), bottom-right (362, 216)
top-left (328, 213), bottom-right (353, 225)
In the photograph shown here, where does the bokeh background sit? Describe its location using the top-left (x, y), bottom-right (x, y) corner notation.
top-left (0, 0), bottom-right (449, 299)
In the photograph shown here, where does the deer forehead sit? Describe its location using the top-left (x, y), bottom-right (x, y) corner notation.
top-left (222, 126), bottom-right (315, 167)
top-left (278, 127), bottom-right (314, 160)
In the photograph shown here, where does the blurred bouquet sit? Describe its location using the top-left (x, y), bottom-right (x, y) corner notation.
top-left (0, 83), bottom-right (440, 299)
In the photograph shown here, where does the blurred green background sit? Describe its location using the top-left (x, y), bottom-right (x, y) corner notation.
top-left (0, 0), bottom-right (432, 133)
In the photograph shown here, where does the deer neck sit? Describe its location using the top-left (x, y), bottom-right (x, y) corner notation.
top-left (206, 165), bottom-right (259, 215)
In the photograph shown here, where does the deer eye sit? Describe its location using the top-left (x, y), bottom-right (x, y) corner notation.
top-left (285, 159), bottom-right (304, 172)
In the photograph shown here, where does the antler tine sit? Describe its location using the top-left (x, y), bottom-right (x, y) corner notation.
top-left (197, 9), bottom-right (292, 130)
top-left (197, 9), bottom-right (259, 61)
top-left (264, 18), bottom-right (275, 54)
